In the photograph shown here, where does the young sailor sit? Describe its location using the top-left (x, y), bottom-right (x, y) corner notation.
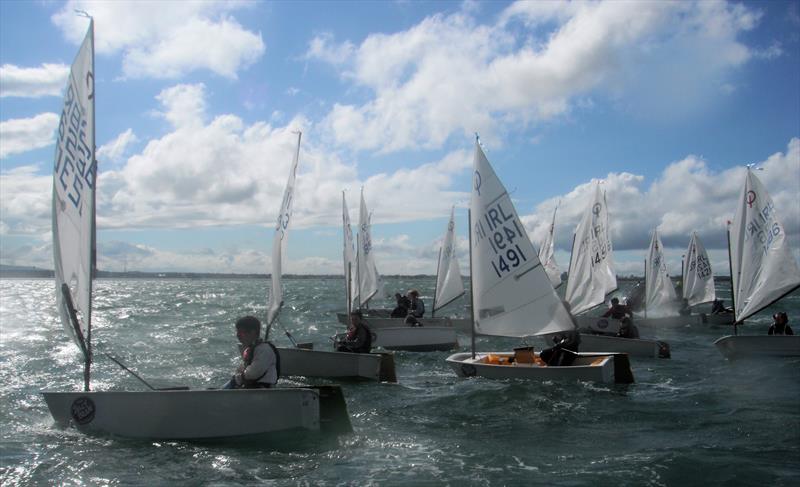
top-left (337, 310), bottom-right (373, 353)
top-left (768, 312), bottom-right (794, 336)
top-left (224, 316), bottom-right (278, 388)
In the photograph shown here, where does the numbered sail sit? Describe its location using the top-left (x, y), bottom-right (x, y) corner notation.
top-left (434, 206), bottom-right (465, 312)
top-left (470, 141), bottom-right (574, 338)
top-left (52, 20), bottom-right (95, 352)
top-left (538, 205), bottom-right (561, 288)
top-left (342, 192), bottom-right (358, 310)
top-left (267, 132), bottom-right (301, 325)
top-left (356, 189), bottom-right (379, 307)
top-left (645, 229), bottom-right (677, 313)
top-left (682, 232), bottom-right (715, 306)
top-left (730, 168), bottom-right (800, 321)
top-left (564, 184), bottom-right (617, 315)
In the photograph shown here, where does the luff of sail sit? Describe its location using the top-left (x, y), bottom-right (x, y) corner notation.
top-left (538, 204), bottom-right (561, 288)
top-left (645, 228), bottom-right (677, 313)
top-left (564, 183), bottom-right (617, 315)
top-left (342, 192), bottom-right (358, 310)
top-left (730, 168), bottom-right (800, 321)
top-left (434, 206), bottom-right (464, 312)
top-left (470, 140), bottom-right (574, 338)
top-left (356, 189), bottom-right (379, 307)
top-left (52, 19), bottom-right (95, 353)
top-left (682, 232), bottom-right (715, 306)
top-left (267, 132), bottom-right (301, 325)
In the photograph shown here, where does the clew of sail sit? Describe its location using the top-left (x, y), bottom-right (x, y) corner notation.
top-left (538, 204), bottom-right (562, 288)
top-left (564, 183), bottom-right (616, 315)
top-left (267, 132), bottom-right (301, 325)
top-left (730, 168), bottom-right (800, 321)
top-left (470, 140), bottom-right (574, 338)
top-left (682, 232), bottom-right (715, 306)
top-left (52, 20), bottom-right (95, 354)
top-left (645, 228), bottom-right (677, 314)
top-left (434, 206), bottom-right (465, 312)
top-left (342, 192), bottom-right (358, 310)
top-left (356, 189), bottom-right (379, 307)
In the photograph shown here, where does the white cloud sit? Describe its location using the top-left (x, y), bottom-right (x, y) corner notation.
top-left (0, 63), bottom-right (69, 98)
top-left (0, 113), bottom-right (59, 158)
top-left (51, 0), bottom-right (264, 80)
top-left (312, 0), bottom-right (764, 152)
top-left (97, 128), bottom-right (138, 164)
top-left (0, 165), bottom-right (52, 237)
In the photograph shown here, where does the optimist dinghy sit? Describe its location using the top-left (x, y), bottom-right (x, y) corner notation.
top-left (41, 19), bottom-right (351, 439)
top-left (445, 138), bottom-right (633, 384)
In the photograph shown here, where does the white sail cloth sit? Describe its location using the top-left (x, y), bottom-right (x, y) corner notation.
top-left (52, 20), bottom-right (95, 351)
top-left (645, 229), bottom-right (677, 314)
top-left (267, 132), bottom-right (301, 325)
top-left (434, 206), bottom-right (465, 312)
top-left (538, 205), bottom-right (561, 288)
top-left (682, 232), bottom-right (715, 306)
top-left (564, 183), bottom-right (617, 315)
top-left (356, 189), bottom-right (379, 306)
top-left (730, 168), bottom-right (800, 321)
top-left (342, 192), bottom-right (358, 310)
top-left (470, 140), bottom-right (574, 338)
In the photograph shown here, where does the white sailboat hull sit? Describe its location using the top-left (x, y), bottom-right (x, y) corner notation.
top-left (337, 311), bottom-right (470, 332)
top-left (371, 327), bottom-right (458, 351)
top-left (579, 334), bottom-right (670, 359)
top-left (575, 313), bottom-right (734, 332)
top-left (714, 335), bottom-right (800, 359)
top-left (445, 351), bottom-right (633, 384)
top-left (41, 388), bottom-right (348, 439)
top-left (277, 347), bottom-right (396, 382)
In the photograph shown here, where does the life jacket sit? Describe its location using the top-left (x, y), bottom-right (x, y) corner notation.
top-left (241, 339), bottom-right (281, 386)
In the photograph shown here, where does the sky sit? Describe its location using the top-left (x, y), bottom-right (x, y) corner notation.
top-left (1, 0), bottom-right (799, 278)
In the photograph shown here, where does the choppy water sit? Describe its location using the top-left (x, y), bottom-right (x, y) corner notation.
top-left (1, 277), bottom-right (798, 486)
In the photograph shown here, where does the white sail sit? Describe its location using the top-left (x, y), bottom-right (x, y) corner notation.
top-left (342, 192), bottom-right (358, 310)
top-left (356, 189), bottom-right (379, 306)
top-left (538, 205), bottom-right (561, 288)
top-left (52, 20), bottom-right (95, 352)
top-left (470, 140), bottom-right (574, 338)
top-left (730, 168), bottom-right (800, 321)
top-left (682, 232), bottom-right (715, 306)
top-left (267, 132), bottom-right (301, 325)
top-left (564, 184), bottom-right (617, 315)
top-left (645, 229), bottom-right (677, 313)
top-left (434, 206), bottom-right (465, 312)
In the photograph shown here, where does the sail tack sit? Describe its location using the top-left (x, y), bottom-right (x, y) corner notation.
top-left (470, 140), bottom-right (574, 338)
top-left (434, 206), bottom-right (465, 312)
top-left (564, 183), bottom-right (617, 315)
top-left (52, 20), bottom-right (95, 352)
top-left (538, 205), bottom-right (562, 288)
top-left (267, 132), bottom-right (301, 325)
top-left (730, 168), bottom-right (800, 321)
top-left (682, 232), bottom-right (715, 306)
top-left (645, 229), bottom-right (677, 313)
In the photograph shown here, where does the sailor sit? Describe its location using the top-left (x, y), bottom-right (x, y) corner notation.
top-left (337, 310), bottom-right (373, 353)
top-left (768, 312), bottom-right (794, 335)
top-left (405, 289), bottom-right (425, 326)
top-left (541, 302), bottom-right (581, 366)
top-left (391, 292), bottom-right (411, 318)
top-left (602, 297), bottom-right (632, 320)
top-left (224, 316), bottom-right (278, 389)
top-left (678, 298), bottom-right (691, 316)
top-left (711, 299), bottom-right (733, 315)
top-left (616, 316), bottom-right (640, 339)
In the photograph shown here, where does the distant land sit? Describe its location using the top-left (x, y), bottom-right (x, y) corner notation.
top-left (0, 264), bottom-right (730, 281)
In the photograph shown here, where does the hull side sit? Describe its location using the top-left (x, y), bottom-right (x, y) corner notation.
top-left (714, 335), bottom-right (800, 359)
top-left (336, 312), bottom-right (470, 332)
top-left (278, 347), bottom-right (395, 381)
top-left (372, 326), bottom-right (458, 351)
top-left (579, 334), bottom-right (670, 359)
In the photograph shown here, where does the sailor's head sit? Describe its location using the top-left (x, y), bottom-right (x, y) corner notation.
top-left (773, 312), bottom-right (788, 325)
top-left (349, 310), bottom-right (364, 326)
top-left (235, 316), bottom-right (261, 342)
top-left (611, 297), bottom-right (620, 306)
top-left (408, 289), bottom-right (420, 299)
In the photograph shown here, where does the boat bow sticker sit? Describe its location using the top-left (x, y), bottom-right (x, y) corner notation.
top-left (70, 396), bottom-right (95, 425)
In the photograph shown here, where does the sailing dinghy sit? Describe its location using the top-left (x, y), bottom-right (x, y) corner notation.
top-left (445, 138), bottom-right (633, 384)
top-left (268, 139), bottom-right (395, 382)
top-left (564, 185), bottom-right (670, 358)
top-left (339, 191), bottom-right (459, 351)
top-left (41, 20), bottom-right (351, 439)
top-left (714, 167), bottom-right (800, 359)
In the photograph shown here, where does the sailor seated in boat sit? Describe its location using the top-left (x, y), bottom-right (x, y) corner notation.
top-left (678, 298), bottom-right (691, 316)
top-left (768, 312), bottom-right (794, 336)
top-left (602, 297), bottom-right (632, 320)
top-left (540, 330), bottom-right (581, 367)
top-left (391, 293), bottom-right (411, 318)
top-left (404, 289), bottom-right (425, 326)
top-left (616, 317), bottom-right (640, 339)
top-left (337, 310), bottom-right (373, 353)
top-left (711, 299), bottom-right (733, 315)
top-left (224, 316), bottom-right (279, 389)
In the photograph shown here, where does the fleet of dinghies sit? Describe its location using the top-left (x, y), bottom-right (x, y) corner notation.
top-left (40, 19), bottom-right (799, 442)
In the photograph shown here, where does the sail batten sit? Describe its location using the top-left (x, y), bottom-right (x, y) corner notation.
top-left (470, 141), bottom-right (574, 338)
top-left (267, 132), bottom-right (301, 326)
top-left (730, 168), bottom-right (800, 322)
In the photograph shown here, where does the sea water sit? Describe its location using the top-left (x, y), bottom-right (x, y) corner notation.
top-left (0, 277), bottom-right (798, 486)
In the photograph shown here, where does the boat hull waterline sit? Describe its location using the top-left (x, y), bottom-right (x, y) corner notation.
top-left (278, 347), bottom-right (396, 382)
